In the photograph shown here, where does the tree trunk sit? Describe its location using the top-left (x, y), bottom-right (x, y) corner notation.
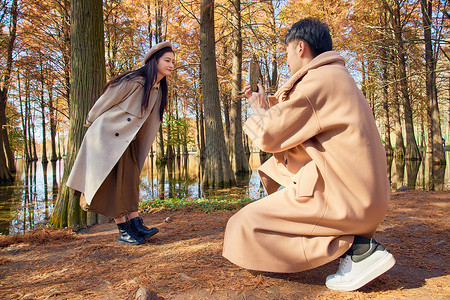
top-left (199, 102), bottom-right (206, 162)
top-left (421, 0), bottom-right (445, 165)
top-left (200, 0), bottom-right (235, 187)
top-left (361, 60), bottom-right (367, 100)
top-left (165, 108), bottom-right (175, 162)
top-left (380, 7), bottom-right (393, 156)
top-left (229, 0), bottom-right (249, 174)
top-left (223, 96), bottom-right (230, 150)
top-left (420, 113), bottom-right (426, 148)
top-left (25, 88), bottom-right (36, 162)
top-left (156, 125), bottom-right (165, 164)
top-left (51, 0), bottom-right (106, 227)
top-left (195, 103), bottom-right (200, 156)
top-left (0, 95), bottom-right (12, 183)
top-left (183, 123), bottom-right (189, 157)
top-left (174, 94), bottom-right (181, 159)
top-left (25, 82), bottom-right (33, 162)
top-left (0, 0), bottom-right (18, 183)
top-left (386, 18), bottom-right (404, 159)
top-left (392, 2), bottom-right (421, 161)
top-left (393, 91), bottom-right (405, 158)
top-left (58, 0), bottom-right (71, 113)
top-left (40, 60), bottom-right (48, 164)
top-left (18, 73), bottom-right (31, 162)
top-left (0, 103), bottom-right (15, 172)
top-left (269, 51), bottom-right (278, 94)
top-left (105, 6), bottom-right (119, 78)
top-left (31, 109), bottom-right (38, 161)
top-left (195, 102), bottom-right (205, 161)
top-left (166, 129), bottom-right (175, 162)
top-left (47, 79), bottom-right (58, 162)
top-left (1, 76), bottom-right (15, 171)
top-left (58, 131), bottom-right (64, 159)
top-left (381, 56), bottom-right (393, 156)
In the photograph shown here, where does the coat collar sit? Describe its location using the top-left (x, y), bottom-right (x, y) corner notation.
top-left (135, 78), bottom-right (160, 90)
top-left (274, 51), bottom-right (345, 102)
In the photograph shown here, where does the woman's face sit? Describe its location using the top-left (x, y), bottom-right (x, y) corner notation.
top-left (156, 52), bottom-right (175, 78)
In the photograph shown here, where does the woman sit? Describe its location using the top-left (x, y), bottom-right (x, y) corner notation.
top-left (67, 41), bottom-right (174, 245)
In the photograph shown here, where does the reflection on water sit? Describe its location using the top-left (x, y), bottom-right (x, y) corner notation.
top-left (139, 154), bottom-right (266, 201)
top-left (389, 151), bottom-right (449, 191)
top-left (0, 161), bottom-right (62, 235)
top-left (0, 152), bottom-right (448, 235)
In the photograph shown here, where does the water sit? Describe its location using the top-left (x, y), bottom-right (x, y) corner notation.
top-left (0, 152), bottom-right (448, 235)
top-left (0, 161), bottom-right (62, 236)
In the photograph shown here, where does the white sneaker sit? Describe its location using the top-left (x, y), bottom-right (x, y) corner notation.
top-left (325, 239), bottom-right (396, 291)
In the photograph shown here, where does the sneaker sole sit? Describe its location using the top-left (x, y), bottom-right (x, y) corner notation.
top-left (117, 240), bottom-right (145, 245)
top-left (326, 250), bottom-right (396, 291)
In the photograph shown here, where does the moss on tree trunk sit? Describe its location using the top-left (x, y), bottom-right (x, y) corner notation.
top-left (51, 0), bottom-right (105, 227)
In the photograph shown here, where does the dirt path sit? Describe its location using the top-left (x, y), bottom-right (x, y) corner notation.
top-left (0, 190), bottom-right (449, 299)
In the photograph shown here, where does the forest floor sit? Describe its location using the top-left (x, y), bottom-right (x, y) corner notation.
top-left (0, 189), bottom-right (448, 299)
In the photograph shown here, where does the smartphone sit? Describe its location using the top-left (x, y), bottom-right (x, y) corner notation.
top-left (248, 58), bottom-right (260, 92)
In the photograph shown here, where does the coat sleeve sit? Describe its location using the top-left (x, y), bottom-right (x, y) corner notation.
top-left (243, 88), bottom-right (321, 153)
top-left (86, 80), bottom-right (139, 125)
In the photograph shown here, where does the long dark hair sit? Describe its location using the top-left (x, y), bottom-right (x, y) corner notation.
top-left (102, 46), bottom-right (173, 121)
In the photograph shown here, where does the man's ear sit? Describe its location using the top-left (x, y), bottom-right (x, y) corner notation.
top-left (297, 40), bottom-right (305, 57)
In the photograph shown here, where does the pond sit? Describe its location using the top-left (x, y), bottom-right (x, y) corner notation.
top-left (0, 152), bottom-right (448, 235)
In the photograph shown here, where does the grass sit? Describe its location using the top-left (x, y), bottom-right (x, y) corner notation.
top-left (139, 197), bottom-right (255, 213)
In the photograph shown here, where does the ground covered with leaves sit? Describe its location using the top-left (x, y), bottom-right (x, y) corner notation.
top-left (0, 190), bottom-right (448, 299)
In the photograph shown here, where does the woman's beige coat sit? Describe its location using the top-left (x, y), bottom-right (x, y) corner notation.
top-left (66, 79), bottom-right (161, 205)
top-left (222, 51), bottom-right (390, 273)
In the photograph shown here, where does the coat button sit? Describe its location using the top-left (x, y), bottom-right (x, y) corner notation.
top-left (115, 133), bottom-right (119, 137)
top-left (127, 117), bottom-right (131, 122)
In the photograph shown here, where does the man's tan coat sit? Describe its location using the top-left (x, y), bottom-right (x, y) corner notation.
top-left (222, 51), bottom-right (390, 273)
top-left (66, 79), bottom-right (161, 205)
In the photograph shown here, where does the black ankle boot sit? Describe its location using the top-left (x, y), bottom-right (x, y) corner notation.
top-left (129, 217), bottom-right (159, 239)
top-left (117, 222), bottom-right (146, 245)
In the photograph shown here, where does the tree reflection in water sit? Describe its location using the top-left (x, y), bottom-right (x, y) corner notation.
top-left (387, 151), bottom-right (448, 191)
top-left (0, 152), bottom-right (448, 235)
top-left (406, 160), bottom-right (421, 189)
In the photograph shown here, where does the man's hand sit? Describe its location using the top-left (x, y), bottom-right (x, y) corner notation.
top-left (244, 81), bottom-right (268, 111)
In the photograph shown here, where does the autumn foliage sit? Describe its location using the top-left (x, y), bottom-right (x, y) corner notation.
top-left (0, 0), bottom-right (448, 222)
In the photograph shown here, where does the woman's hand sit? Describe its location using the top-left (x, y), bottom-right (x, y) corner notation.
top-left (243, 81), bottom-right (268, 111)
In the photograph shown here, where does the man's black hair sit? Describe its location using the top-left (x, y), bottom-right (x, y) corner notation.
top-left (284, 18), bottom-right (332, 57)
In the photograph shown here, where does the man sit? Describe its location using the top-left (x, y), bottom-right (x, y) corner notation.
top-left (222, 18), bottom-right (395, 291)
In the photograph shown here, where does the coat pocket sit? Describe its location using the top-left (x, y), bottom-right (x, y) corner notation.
top-left (294, 161), bottom-right (319, 198)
